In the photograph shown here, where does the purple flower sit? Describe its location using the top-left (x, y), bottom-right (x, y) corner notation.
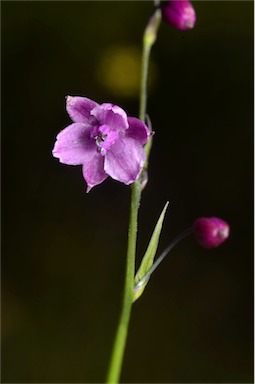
top-left (193, 217), bottom-right (230, 249)
top-left (162, 0), bottom-right (196, 31)
top-left (52, 96), bottom-right (151, 192)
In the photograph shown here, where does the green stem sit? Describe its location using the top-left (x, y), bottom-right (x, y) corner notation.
top-left (139, 9), bottom-right (161, 122)
top-left (139, 42), bottom-right (151, 122)
top-left (140, 9), bottom-right (162, 167)
top-left (106, 8), bottom-right (161, 384)
top-left (106, 182), bottom-right (141, 383)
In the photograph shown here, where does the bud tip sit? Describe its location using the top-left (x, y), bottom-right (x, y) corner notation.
top-left (193, 217), bottom-right (230, 249)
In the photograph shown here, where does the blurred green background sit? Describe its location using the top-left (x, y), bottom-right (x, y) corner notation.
top-left (2, 1), bottom-right (253, 383)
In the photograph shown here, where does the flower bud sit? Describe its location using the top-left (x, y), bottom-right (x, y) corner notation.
top-left (144, 9), bottom-right (162, 46)
top-left (193, 217), bottom-right (230, 249)
top-left (161, 0), bottom-right (196, 31)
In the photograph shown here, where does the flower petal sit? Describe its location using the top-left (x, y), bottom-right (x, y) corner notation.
top-left (104, 135), bottom-right (146, 184)
top-left (127, 117), bottom-right (151, 145)
top-left (66, 96), bottom-right (98, 123)
top-left (82, 155), bottom-right (108, 192)
top-left (91, 103), bottom-right (129, 131)
top-left (52, 123), bottom-right (95, 165)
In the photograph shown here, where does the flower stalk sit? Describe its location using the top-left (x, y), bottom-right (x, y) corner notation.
top-left (140, 8), bottom-right (161, 123)
top-left (140, 8), bottom-right (162, 169)
top-left (106, 7), bottom-right (161, 383)
top-left (106, 182), bottom-right (141, 383)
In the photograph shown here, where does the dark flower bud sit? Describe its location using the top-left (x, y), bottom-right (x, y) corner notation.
top-left (161, 0), bottom-right (196, 31)
top-left (193, 217), bottom-right (230, 249)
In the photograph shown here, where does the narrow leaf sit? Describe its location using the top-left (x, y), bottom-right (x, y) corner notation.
top-left (133, 201), bottom-right (169, 301)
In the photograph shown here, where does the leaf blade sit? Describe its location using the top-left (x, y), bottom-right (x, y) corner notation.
top-left (134, 201), bottom-right (169, 301)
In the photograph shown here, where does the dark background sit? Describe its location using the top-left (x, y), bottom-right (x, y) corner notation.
top-left (2, 1), bottom-right (253, 383)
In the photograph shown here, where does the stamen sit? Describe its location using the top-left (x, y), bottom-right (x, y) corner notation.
top-left (94, 133), bottom-right (108, 149)
top-left (92, 125), bottom-right (117, 156)
top-left (97, 147), bottom-right (105, 155)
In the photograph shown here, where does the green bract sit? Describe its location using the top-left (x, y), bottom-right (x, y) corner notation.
top-left (133, 201), bottom-right (169, 301)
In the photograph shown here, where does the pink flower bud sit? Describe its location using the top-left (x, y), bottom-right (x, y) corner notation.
top-left (193, 217), bottom-right (230, 249)
top-left (161, 0), bottom-right (196, 31)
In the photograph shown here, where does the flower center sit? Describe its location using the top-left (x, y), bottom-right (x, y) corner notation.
top-left (91, 124), bottom-right (118, 156)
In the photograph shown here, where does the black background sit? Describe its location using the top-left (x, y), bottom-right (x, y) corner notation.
top-left (2, 1), bottom-right (253, 382)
